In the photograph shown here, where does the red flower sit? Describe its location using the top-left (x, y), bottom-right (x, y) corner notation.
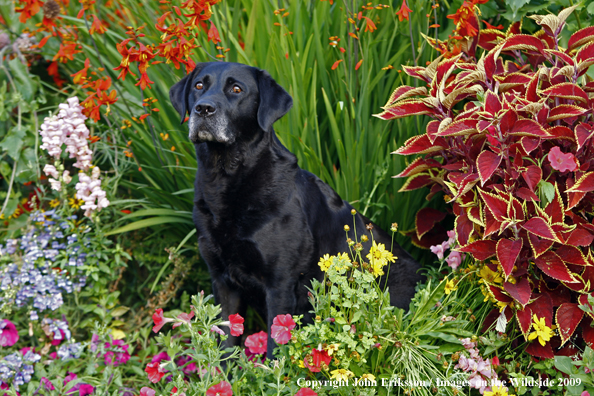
top-left (15, 0), bottom-right (44, 23)
top-left (295, 388), bottom-right (318, 396)
top-left (222, 314), bottom-right (244, 337)
top-left (303, 347), bottom-right (332, 372)
top-left (395, 0), bottom-right (412, 22)
top-left (271, 314), bottom-right (295, 345)
top-left (206, 381), bottom-right (232, 396)
top-left (145, 362), bottom-right (167, 383)
top-left (548, 146), bottom-right (578, 172)
top-left (53, 41), bottom-right (81, 63)
top-left (140, 387), bottom-right (156, 396)
top-left (0, 319), bottom-right (19, 347)
top-left (331, 59), bottom-right (343, 70)
top-left (491, 356), bottom-right (500, 367)
top-left (245, 331), bottom-right (267, 355)
top-left (152, 308), bottom-right (174, 333)
top-left (207, 21), bottom-right (221, 44)
top-left (89, 14), bottom-right (107, 35)
top-left (72, 58), bottom-right (91, 85)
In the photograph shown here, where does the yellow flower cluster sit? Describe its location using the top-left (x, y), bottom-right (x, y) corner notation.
top-left (366, 241), bottom-right (396, 277)
top-left (528, 315), bottom-right (553, 346)
top-left (317, 253), bottom-right (351, 272)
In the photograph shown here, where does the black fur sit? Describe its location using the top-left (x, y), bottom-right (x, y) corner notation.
top-left (169, 62), bottom-right (423, 355)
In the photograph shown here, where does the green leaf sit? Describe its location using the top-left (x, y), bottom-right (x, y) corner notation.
top-left (505, 0), bottom-right (532, 20)
top-left (587, 2), bottom-right (594, 14)
top-left (0, 126), bottom-right (27, 160)
top-left (8, 58), bottom-right (37, 102)
top-left (554, 356), bottom-right (574, 375)
top-left (349, 360), bottom-right (364, 377)
top-left (104, 216), bottom-right (194, 236)
top-left (538, 180), bottom-right (555, 206)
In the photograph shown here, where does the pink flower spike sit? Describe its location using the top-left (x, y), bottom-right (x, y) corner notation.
top-left (206, 381), bottom-right (233, 396)
top-left (429, 243), bottom-right (446, 260)
top-left (271, 314), bottom-right (296, 345)
top-left (173, 311), bottom-right (195, 329)
top-left (0, 319), bottom-right (19, 347)
top-left (152, 308), bottom-right (175, 333)
top-left (245, 331), bottom-right (268, 355)
top-left (295, 388), bottom-right (318, 396)
top-left (140, 387), bottom-right (156, 396)
top-left (548, 146), bottom-right (578, 172)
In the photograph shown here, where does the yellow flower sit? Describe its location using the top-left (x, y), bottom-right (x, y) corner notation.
top-left (366, 241), bottom-right (396, 277)
top-left (445, 279), bottom-right (457, 295)
top-left (484, 385), bottom-right (514, 396)
top-left (298, 359), bottom-right (305, 368)
top-left (326, 343), bottom-right (340, 356)
top-left (361, 373), bottom-right (376, 381)
top-left (479, 264), bottom-right (503, 285)
top-left (69, 197), bottom-right (84, 210)
top-left (318, 254), bottom-right (333, 272)
top-left (528, 315), bottom-right (553, 346)
top-left (49, 198), bottom-right (61, 208)
top-left (330, 368), bottom-right (354, 381)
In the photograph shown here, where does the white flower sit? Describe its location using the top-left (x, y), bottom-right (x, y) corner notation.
top-left (62, 170), bottom-right (72, 184)
top-left (43, 164), bottom-right (59, 179)
top-left (49, 178), bottom-right (61, 191)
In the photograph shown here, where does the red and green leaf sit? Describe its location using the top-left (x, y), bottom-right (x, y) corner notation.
top-left (457, 239), bottom-right (497, 261)
top-left (516, 307), bottom-right (533, 339)
top-left (415, 208), bottom-right (446, 240)
top-left (540, 82), bottom-right (589, 103)
top-left (567, 172), bottom-right (594, 193)
top-left (398, 173), bottom-right (434, 192)
top-left (496, 238), bottom-right (523, 278)
top-left (568, 26), bottom-right (594, 52)
top-left (504, 278), bottom-right (531, 307)
top-left (477, 150), bottom-right (502, 186)
top-left (555, 303), bottom-right (584, 346)
top-left (375, 99), bottom-right (435, 120)
top-left (534, 251), bottom-right (576, 283)
top-left (522, 217), bottom-right (559, 242)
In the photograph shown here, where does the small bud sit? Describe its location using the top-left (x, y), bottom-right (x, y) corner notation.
top-left (315, 315), bottom-right (321, 322)
top-left (352, 262), bottom-right (359, 268)
top-left (326, 281), bottom-right (332, 286)
top-left (390, 222), bottom-right (398, 232)
top-left (366, 223), bottom-right (373, 231)
top-left (354, 243), bottom-right (363, 252)
top-left (348, 277), bottom-right (354, 282)
top-left (361, 235), bottom-right (369, 242)
top-left (351, 209), bottom-right (356, 215)
top-left (344, 225), bottom-right (350, 231)
top-left (347, 238), bottom-right (355, 246)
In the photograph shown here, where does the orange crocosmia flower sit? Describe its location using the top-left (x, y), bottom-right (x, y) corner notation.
top-left (447, 0), bottom-right (480, 37)
top-left (348, 32), bottom-right (358, 39)
top-left (47, 61), bottom-right (66, 88)
top-left (88, 135), bottom-right (101, 144)
top-left (136, 72), bottom-right (155, 90)
top-left (113, 38), bottom-right (137, 81)
top-left (53, 41), bottom-right (81, 63)
top-left (395, 0), bottom-right (412, 22)
top-left (15, 0), bottom-right (44, 23)
top-left (482, 20), bottom-right (503, 30)
top-left (207, 21), bottom-right (221, 44)
top-left (331, 59), bottom-right (343, 70)
top-left (71, 58), bottom-right (91, 85)
top-left (362, 16), bottom-right (376, 33)
top-left (89, 14), bottom-right (108, 35)
top-left (355, 59), bottom-right (363, 70)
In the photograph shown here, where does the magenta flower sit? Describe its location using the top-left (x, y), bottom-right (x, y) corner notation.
top-left (172, 311), bottom-right (195, 329)
top-left (151, 351), bottom-right (171, 363)
top-left (41, 377), bottom-right (55, 390)
top-left (548, 146), bottom-right (578, 172)
top-left (271, 314), bottom-right (295, 345)
top-left (0, 319), bottom-right (19, 347)
top-left (245, 331), bottom-right (267, 355)
top-left (104, 339), bottom-right (130, 366)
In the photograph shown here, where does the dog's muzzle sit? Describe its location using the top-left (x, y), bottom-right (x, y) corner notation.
top-left (188, 101), bottom-right (231, 144)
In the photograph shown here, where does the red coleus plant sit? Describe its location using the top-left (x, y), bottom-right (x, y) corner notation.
top-left (380, 4), bottom-right (594, 359)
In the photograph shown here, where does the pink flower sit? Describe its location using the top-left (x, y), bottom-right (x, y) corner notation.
top-left (176, 356), bottom-right (197, 375)
top-left (245, 331), bottom-right (267, 355)
top-left (581, 391), bottom-right (590, 396)
top-left (151, 351), bottom-right (171, 363)
top-left (0, 319), bottom-right (19, 347)
top-left (41, 377), bottom-right (55, 390)
top-left (271, 314), bottom-right (295, 345)
top-left (491, 356), bottom-right (500, 367)
top-left (460, 337), bottom-right (476, 350)
top-left (152, 308), bottom-right (174, 333)
top-left (445, 251), bottom-right (463, 270)
top-left (548, 146), bottom-right (578, 172)
top-left (206, 381), bottom-right (233, 396)
top-left (221, 314), bottom-right (244, 337)
top-left (145, 362), bottom-right (167, 383)
top-left (446, 230), bottom-right (456, 246)
top-left (172, 311), bottom-right (195, 329)
top-left (429, 242), bottom-right (448, 260)
top-left (140, 387), bottom-right (156, 396)
top-left (295, 388), bottom-right (318, 396)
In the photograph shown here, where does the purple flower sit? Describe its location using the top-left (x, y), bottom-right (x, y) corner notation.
top-left (0, 320), bottom-right (19, 347)
top-left (446, 230), bottom-right (456, 246)
top-left (151, 351), bottom-right (171, 363)
top-left (103, 340), bottom-right (130, 366)
top-left (41, 377), bottom-right (55, 390)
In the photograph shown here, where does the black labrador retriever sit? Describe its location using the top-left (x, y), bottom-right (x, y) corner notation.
top-left (169, 62), bottom-right (423, 355)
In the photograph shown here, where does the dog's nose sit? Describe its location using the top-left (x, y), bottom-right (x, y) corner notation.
top-left (195, 101), bottom-right (217, 117)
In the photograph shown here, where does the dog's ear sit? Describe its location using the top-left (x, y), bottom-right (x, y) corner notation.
top-left (257, 70), bottom-right (293, 132)
top-left (169, 64), bottom-right (205, 125)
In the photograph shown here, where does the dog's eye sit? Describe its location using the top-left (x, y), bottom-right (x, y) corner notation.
top-left (195, 82), bottom-right (204, 90)
top-left (232, 85), bottom-right (242, 94)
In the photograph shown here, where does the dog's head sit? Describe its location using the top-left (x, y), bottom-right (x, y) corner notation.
top-left (169, 62), bottom-right (293, 144)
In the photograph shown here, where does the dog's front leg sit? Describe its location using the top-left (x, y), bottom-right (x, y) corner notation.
top-left (212, 278), bottom-right (245, 348)
top-left (265, 284), bottom-right (297, 358)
